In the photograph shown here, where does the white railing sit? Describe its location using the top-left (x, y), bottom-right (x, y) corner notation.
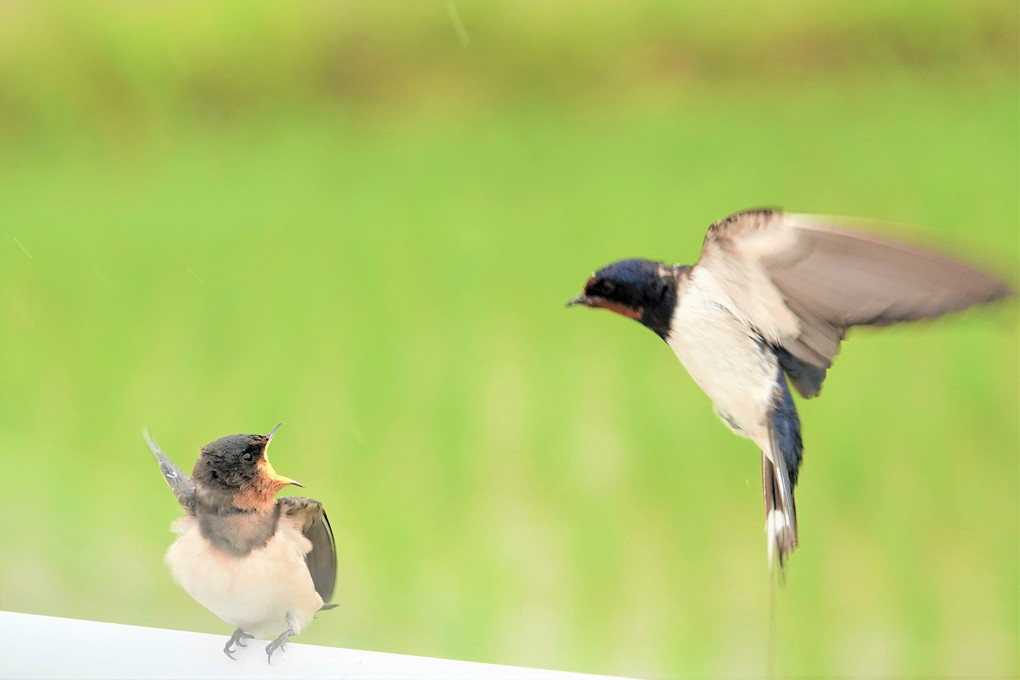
top-left (0, 611), bottom-right (633, 680)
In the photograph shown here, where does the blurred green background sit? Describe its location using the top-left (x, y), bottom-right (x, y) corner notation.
top-left (1, 1), bottom-right (1017, 677)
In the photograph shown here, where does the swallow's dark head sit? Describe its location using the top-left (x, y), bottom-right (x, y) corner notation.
top-left (567, 259), bottom-right (682, 339)
top-left (192, 423), bottom-right (300, 509)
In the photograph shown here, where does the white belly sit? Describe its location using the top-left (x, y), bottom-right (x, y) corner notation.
top-left (667, 272), bottom-right (778, 447)
top-left (166, 515), bottom-right (323, 638)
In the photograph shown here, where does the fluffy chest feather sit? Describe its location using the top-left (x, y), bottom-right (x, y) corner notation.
top-left (166, 514), bottom-right (323, 638)
top-left (667, 268), bottom-right (779, 445)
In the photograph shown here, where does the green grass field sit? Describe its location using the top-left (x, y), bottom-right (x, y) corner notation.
top-left (1, 2), bottom-right (1017, 678)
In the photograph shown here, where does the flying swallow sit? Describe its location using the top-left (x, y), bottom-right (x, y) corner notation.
top-left (144, 424), bottom-right (337, 660)
top-left (568, 208), bottom-right (1011, 570)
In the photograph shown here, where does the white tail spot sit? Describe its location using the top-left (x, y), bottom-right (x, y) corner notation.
top-left (765, 509), bottom-right (792, 569)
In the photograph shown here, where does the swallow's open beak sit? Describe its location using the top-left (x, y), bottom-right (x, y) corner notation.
top-left (262, 458), bottom-right (303, 488)
top-left (565, 294), bottom-right (591, 308)
top-left (260, 422), bottom-right (301, 486)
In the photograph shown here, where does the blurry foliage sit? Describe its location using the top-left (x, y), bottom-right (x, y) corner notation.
top-left (0, 0), bottom-right (1016, 140)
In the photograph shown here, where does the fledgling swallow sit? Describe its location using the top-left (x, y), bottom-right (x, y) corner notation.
top-left (144, 423), bottom-right (337, 661)
top-left (568, 208), bottom-right (1011, 571)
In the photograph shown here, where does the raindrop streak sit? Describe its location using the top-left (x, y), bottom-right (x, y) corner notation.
top-left (447, 3), bottom-right (470, 48)
top-left (187, 268), bottom-right (205, 284)
top-left (12, 237), bottom-right (34, 259)
top-left (626, 534), bottom-right (646, 555)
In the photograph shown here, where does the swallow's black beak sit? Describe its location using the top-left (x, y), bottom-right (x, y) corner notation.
top-left (565, 294), bottom-right (590, 308)
top-left (267, 422), bottom-right (283, 442)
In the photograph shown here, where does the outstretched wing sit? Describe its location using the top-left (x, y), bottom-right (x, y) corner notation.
top-left (143, 429), bottom-right (196, 514)
top-left (697, 209), bottom-right (1011, 390)
top-left (278, 496), bottom-right (337, 604)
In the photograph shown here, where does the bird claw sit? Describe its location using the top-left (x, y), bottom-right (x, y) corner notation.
top-left (223, 628), bottom-right (253, 659)
top-left (265, 629), bottom-right (294, 663)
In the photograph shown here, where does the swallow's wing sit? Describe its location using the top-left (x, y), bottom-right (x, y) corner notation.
top-left (278, 497), bottom-right (337, 604)
top-left (143, 429), bottom-right (196, 514)
top-left (696, 209), bottom-right (1011, 385)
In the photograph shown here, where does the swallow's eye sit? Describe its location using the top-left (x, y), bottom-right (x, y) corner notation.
top-left (600, 281), bottom-right (616, 295)
top-left (652, 279), bottom-right (668, 302)
top-left (241, 451), bottom-right (255, 463)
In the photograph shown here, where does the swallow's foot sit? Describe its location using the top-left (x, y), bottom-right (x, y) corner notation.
top-left (223, 628), bottom-right (254, 660)
top-left (265, 629), bottom-right (294, 663)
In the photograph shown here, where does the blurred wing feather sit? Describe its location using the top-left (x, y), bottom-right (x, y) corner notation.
top-left (698, 210), bottom-right (1011, 374)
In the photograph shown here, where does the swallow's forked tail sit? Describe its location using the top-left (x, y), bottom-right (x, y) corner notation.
top-left (762, 451), bottom-right (797, 571)
top-left (763, 377), bottom-right (803, 574)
